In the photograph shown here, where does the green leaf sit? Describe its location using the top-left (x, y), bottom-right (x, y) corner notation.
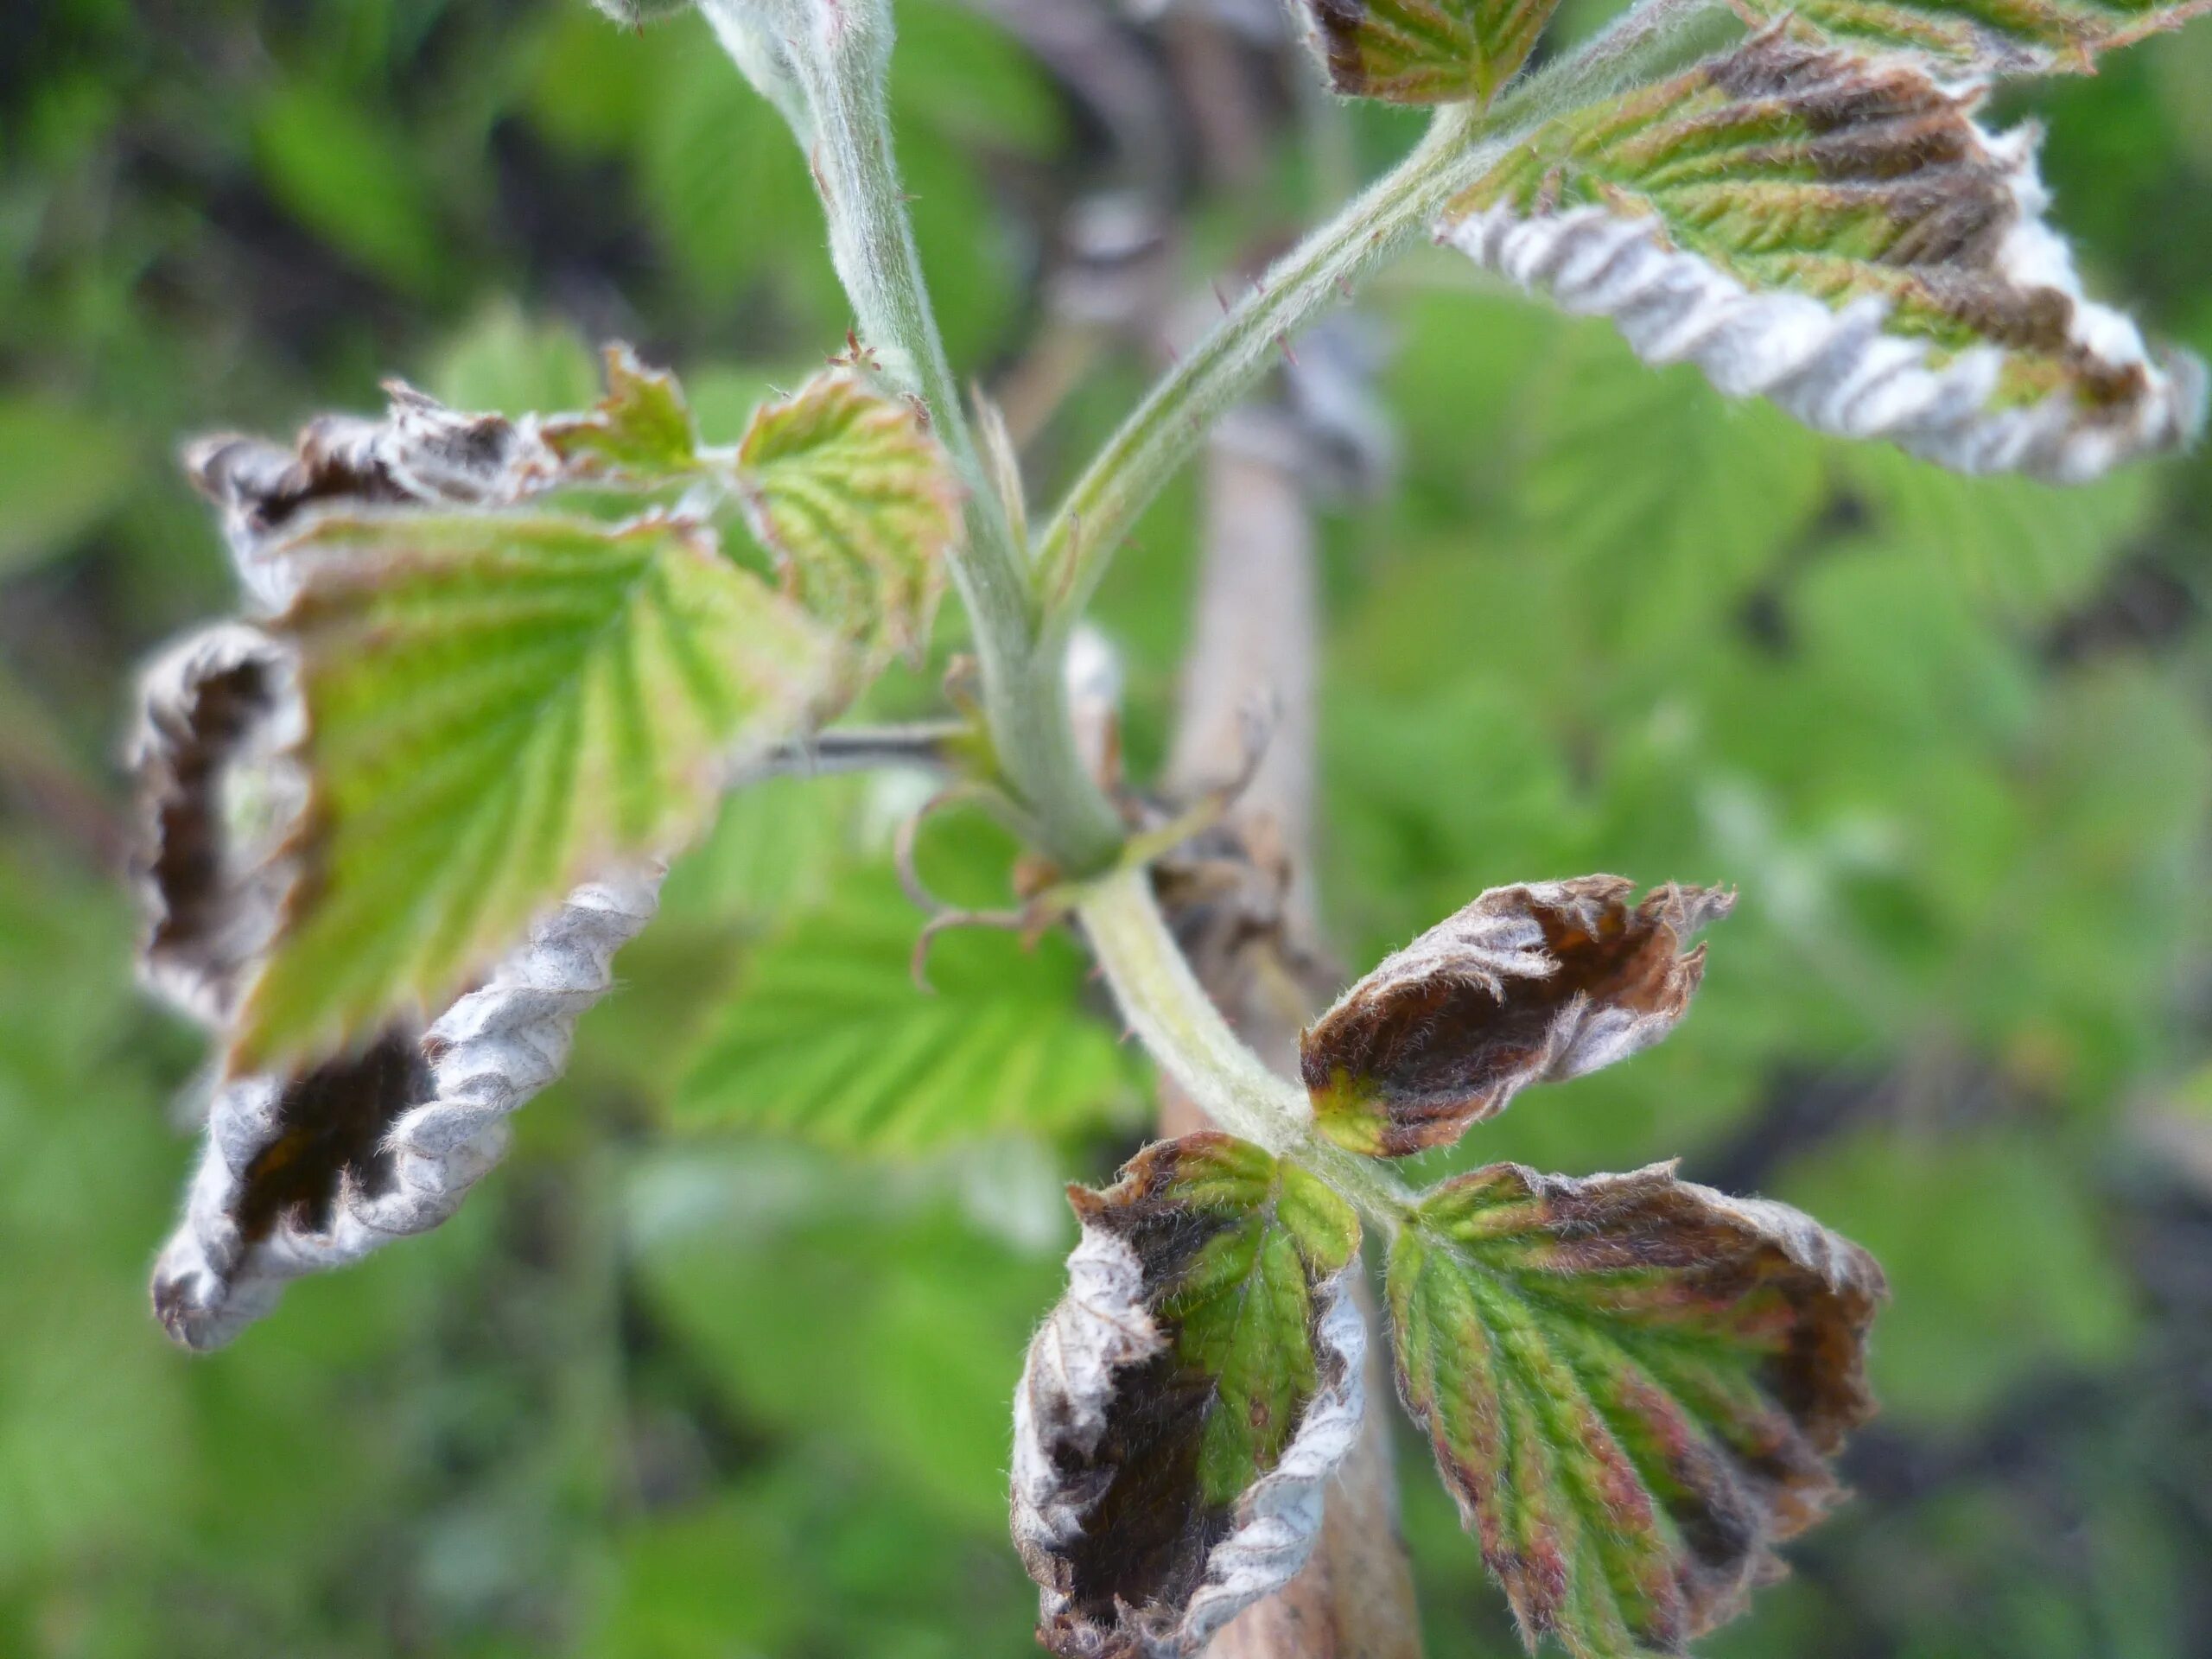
top-left (0, 397), bottom-right (135, 578)
top-left (541, 345), bottom-right (703, 479)
top-left (734, 370), bottom-right (959, 658)
top-left (1738, 0), bottom-right (2211, 74)
top-left (1012, 1133), bottom-right (1366, 1657)
top-left (232, 510), bottom-right (836, 1070)
top-left (1389, 1160), bottom-right (1884, 1657)
top-left (670, 862), bottom-right (1137, 1153)
top-left (1446, 32), bottom-right (2206, 482)
top-left (251, 84), bottom-right (446, 295)
top-left (1296, 0), bottom-right (1564, 106)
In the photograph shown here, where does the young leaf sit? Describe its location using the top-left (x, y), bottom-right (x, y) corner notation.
top-left (540, 343), bottom-right (704, 478)
top-left (1303, 877), bottom-right (1732, 1157)
top-left (1295, 0), bottom-right (1563, 106)
top-left (734, 369), bottom-right (959, 658)
top-left (1445, 31), bottom-right (2208, 483)
top-left (671, 866), bottom-right (1139, 1152)
top-left (1012, 1132), bottom-right (1366, 1658)
top-left (229, 509), bottom-right (836, 1071)
top-left (1389, 1161), bottom-right (1885, 1657)
top-left (1739, 0), bottom-right (2211, 75)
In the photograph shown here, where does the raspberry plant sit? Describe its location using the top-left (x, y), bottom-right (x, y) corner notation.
top-left (131, 0), bottom-right (2207, 1653)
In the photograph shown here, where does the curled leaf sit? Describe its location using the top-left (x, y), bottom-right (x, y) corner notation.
top-left (150, 868), bottom-right (663, 1351)
top-left (185, 385), bottom-right (556, 609)
top-left (1389, 1161), bottom-right (1885, 1657)
top-left (1012, 1133), bottom-right (1365, 1657)
top-left (734, 369), bottom-right (961, 659)
top-left (1302, 876), bottom-right (1731, 1156)
top-left (1445, 31), bottom-right (2208, 483)
top-left (1297, 0), bottom-right (1563, 106)
top-left (130, 626), bottom-right (302, 1028)
top-left (1741, 0), bottom-right (2212, 74)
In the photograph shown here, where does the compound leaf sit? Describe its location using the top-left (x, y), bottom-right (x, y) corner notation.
top-left (1446, 31), bottom-right (2206, 482)
top-left (1304, 877), bottom-right (1732, 1157)
top-left (231, 509), bottom-right (836, 1071)
top-left (1296, 0), bottom-right (1563, 106)
top-left (1389, 1161), bottom-right (1885, 1657)
top-left (1012, 1133), bottom-right (1366, 1658)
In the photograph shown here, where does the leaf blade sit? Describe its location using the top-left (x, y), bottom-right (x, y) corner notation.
top-left (1389, 1161), bottom-right (1885, 1657)
top-left (1297, 0), bottom-right (1564, 105)
top-left (232, 509), bottom-right (836, 1071)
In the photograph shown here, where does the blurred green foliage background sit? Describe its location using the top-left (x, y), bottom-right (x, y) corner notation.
top-left (6, 2), bottom-right (2212, 1655)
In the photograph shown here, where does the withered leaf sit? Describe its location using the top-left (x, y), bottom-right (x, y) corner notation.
top-left (1445, 30), bottom-right (2207, 482)
top-left (1302, 876), bottom-right (1732, 1157)
top-left (150, 869), bottom-right (662, 1351)
top-left (1012, 1132), bottom-right (1365, 1657)
top-left (1389, 1162), bottom-right (1885, 1657)
top-left (130, 626), bottom-right (302, 1030)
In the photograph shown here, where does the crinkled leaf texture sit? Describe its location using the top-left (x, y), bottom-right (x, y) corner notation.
top-left (1296, 0), bottom-right (1563, 105)
top-left (1739, 0), bottom-right (2210, 74)
top-left (1445, 31), bottom-right (2207, 483)
top-left (1012, 1133), bottom-right (1366, 1658)
top-left (1302, 876), bottom-right (1732, 1157)
top-left (1389, 1161), bottom-right (1885, 1658)
top-left (141, 348), bottom-right (960, 1341)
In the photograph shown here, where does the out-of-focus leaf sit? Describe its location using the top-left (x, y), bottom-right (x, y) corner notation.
top-left (1294, 0), bottom-right (1564, 106)
top-left (427, 305), bottom-right (603, 418)
top-left (1447, 32), bottom-right (2205, 481)
top-left (671, 861), bottom-right (1138, 1153)
top-left (1011, 1133), bottom-right (1365, 1658)
top-left (0, 397), bottom-right (135, 576)
top-left (1305, 876), bottom-right (1732, 1155)
top-left (1777, 1129), bottom-right (2136, 1422)
top-left (1738, 0), bottom-right (2212, 74)
top-left (232, 510), bottom-right (836, 1070)
top-left (1390, 1160), bottom-right (1884, 1657)
top-left (251, 84), bottom-right (447, 294)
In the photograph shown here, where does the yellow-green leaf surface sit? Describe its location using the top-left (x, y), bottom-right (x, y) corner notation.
top-left (734, 370), bottom-right (959, 658)
top-left (1741, 0), bottom-right (2209, 72)
top-left (232, 510), bottom-right (836, 1070)
top-left (1389, 1161), bottom-right (1885, 1658)
top-left (540, 344), bottom-right (702, 478)
top-left (1446, 32), bottom-right (2206, 482)
top-left (1296, 0), bottom-right (1561, 105)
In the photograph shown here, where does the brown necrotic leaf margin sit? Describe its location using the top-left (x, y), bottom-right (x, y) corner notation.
top-left (1301, 876), bottom-right (1732, 1156)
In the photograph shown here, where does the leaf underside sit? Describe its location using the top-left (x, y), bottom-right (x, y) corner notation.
top-left (1743, 0), bottom-right (2212, 72)
top-left (1303, 876), bottom-right (1732, 1157)
top-left (1446, 31), bottom-right (2207, 482)
top-left (1389, 1161), bottom-right (1885, 1658)
top-left (1013, 1133), bottom-right (1363, 1658)
top-left (232, 509), bottom-right (834, 1070)
top-left (1299, 0), bottom-right (1562, 105)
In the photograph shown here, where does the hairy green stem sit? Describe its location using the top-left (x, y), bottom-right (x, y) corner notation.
top-left (699, 0), bottom-right (1125, 871)
top-left (1028, 0), bottom-right (1728, 637)
top-left (1078, 867), bottom-right (1413, 1229)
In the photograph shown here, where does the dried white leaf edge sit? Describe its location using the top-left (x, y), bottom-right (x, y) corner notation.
top-left (1011, 1226), bottom-right (1367, 1657)
top-left (1448, 128), bottom-right (2207, 484)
